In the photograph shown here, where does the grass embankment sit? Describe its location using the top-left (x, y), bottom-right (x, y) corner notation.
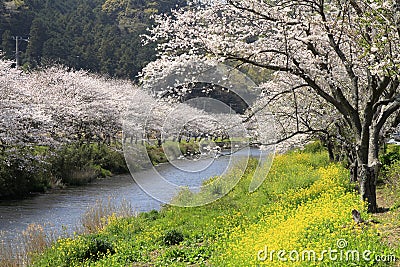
top-left (30, 151), bottom-right (399, 266)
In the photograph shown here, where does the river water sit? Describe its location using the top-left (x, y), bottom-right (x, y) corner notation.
top-left (0, 149), bottom-right (262, 242)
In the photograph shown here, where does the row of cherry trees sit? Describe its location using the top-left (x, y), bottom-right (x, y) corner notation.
top-left (1, 58), bottom-right (241, 150)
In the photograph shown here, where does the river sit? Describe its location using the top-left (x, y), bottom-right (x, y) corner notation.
top-left (0, 148), bottom-right (262, 242)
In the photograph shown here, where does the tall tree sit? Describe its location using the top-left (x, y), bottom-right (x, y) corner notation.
top-left (26, 18), bottom-right (47, 65)
top-left (1, 30), bottom-right (14, 59)
top-left (144, 0), bottom-right (400, 212)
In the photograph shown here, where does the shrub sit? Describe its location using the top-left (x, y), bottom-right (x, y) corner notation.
top-left (139, 209), bottom-right (160, 221)
top-left (82, 236), bottom-right (115, 261)
top-left (162, 229), bottom-right (184, 246)
top-left (302, 140), bottom-right (326, 153)
top-left (179, 140), bottom-right (199, 156)
top-left (0, 147), bottom-right (51, 198)
top-left (381, 144), bottom-right (400, 170)
top-left (50, 143), bottom-right (128, 185)
top-left (90, 144), bottom-right (128, 174)
top-left (146, 145), bottom-right (167, 165)
top-left (146, 141), bottom-right (201, 165)
top-left (384, 160), bottom-right (400, 189)
top-left (0, 142), bottom-right (128, 198)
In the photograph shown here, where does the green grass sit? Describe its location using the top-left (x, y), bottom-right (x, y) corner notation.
top-left (31, 151), bottom-right (399, 266)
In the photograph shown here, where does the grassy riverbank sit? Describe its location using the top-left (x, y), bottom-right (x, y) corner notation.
top-left (0, 143), bottom-right (128, 199)
top-left (0, 141), bottom-right (203, 199)
top-left (28, 151), bottom-right (400, 266)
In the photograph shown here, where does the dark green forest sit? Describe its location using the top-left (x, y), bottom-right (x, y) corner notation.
top-left (0, 0), bottom-right (185, 80)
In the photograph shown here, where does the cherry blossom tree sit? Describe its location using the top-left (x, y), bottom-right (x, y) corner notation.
top-left (145, 0), bottom-right (400, 212)
top-left (0, 61), bottom-right (138, 149)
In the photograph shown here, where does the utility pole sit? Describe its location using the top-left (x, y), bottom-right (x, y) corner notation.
top-left (12, 36), bottom-right (29, 68)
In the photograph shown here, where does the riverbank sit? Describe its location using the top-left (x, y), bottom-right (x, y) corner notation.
top-left (26, 151), bottom-right (400, 266)
top-left (0, 141), bottom-right (205, 200)
top-left (0, 143), bottom-right (129, 200)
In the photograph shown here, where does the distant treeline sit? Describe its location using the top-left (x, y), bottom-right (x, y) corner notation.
top-left (0, 0), bottom-right (185, 80)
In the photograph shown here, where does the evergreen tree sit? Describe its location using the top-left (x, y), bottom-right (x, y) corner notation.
top-left (1, 30), bottom-right (14, 59)
top-left (26, 18), bottom-right (47, 65)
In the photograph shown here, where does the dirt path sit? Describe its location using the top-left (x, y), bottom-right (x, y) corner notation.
top-left (372, 185), bottom-right (400, 266)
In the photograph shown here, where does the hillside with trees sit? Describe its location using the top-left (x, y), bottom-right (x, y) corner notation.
top-left (0, 0), bottom-right (185, 80)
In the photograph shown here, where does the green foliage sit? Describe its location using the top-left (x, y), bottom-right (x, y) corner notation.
top-left (51, 144), bottom-right (98, 185)
top-left (139, 209), bottom-right (161, 221)
top-left (384, 160), bottom-right (400, 189)
top-left (1, 30), bottom-right (14, 57)
top-left (0, 139), bottom-right (206, 198)
top-left (302, 140), bottom-right (326, 154)
top-left (178, 140), bottom-right (199, 156)
top-left (0, 147), bottom-right (50, 198)
top-left (51, 143), bottom-right (128, 185)
top-left (146, 141), bottom-right (200, 165)
top-left (380, 144), bottom-right (400, 186)
top-left (159, 245), bottom-right (211, 265)
top-left (82, 236), bottom-right (115, 261)
top-left (89, 143), bottom-right (128, 174)
top-left (146, 145), bottom-right (167, 165)
top-left (31, 234), bottom-right (117, 266)
top-left (0, 0), bottom-right (185, 80)
top-left (0, 142), bottom-right (128, 198)
top-left (26, 17), bottom-right (47, 65)
top-left (162, 229), bottom-right (184, 246)
top-left (381, 144), bottom-right (400, 169)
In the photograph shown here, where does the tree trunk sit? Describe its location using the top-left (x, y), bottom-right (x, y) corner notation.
top-left (359, 163), bottom-right (378, 213)
top-left (350, 159), bottom-right (358, 183)
top-left (356, 123), bottom-right (381, 213)
top-left (157, 137), bottom-right (162, 147)
top-left (324, 138), bottom-right (335, 162)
